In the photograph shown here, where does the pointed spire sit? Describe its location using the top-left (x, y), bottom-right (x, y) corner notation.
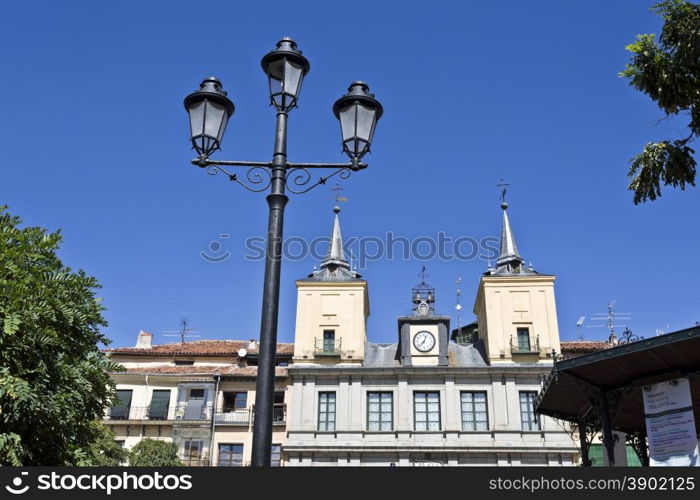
top-left (487, 201), bottom-right (536, 276)
top-left (321, 205), bottom-right (349, 270)
top-left (496, 201), bottom-right (523, 267)
top-left (305, 204), bottom-right (361, 281)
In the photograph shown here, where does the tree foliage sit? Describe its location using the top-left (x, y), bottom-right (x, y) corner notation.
top-left (620, 0), bottom-right (700, 204)
top-left (0, 206), bottom-right (123, 465)
top-left (72, 422), bottom-right (129, 466)
top-left (128, 439), bottom-right (182, 467)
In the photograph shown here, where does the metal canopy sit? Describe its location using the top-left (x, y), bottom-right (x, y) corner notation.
top-left (536, 325), bottom-right (700, 465)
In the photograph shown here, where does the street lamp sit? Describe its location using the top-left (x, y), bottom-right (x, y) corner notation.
top-left (183, 38), bottom-right (383, 467)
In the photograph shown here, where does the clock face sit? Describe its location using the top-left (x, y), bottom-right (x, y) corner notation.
top-left (413, 330), bottom-right (436, 352)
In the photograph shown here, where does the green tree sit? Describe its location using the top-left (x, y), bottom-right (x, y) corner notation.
top-left (128, 439), bottom-right (182, 466)
top-left (620, 0), bottom-right (700, 204)
top-left (0, 206), bottom-right (123, 465)
top-left (72, 422), bottom-right (130, 466)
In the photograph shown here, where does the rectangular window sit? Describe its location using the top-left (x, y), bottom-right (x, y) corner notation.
top-left (273, 391), bottom-right (285, 423)
top-left (520, 391), bottom-right (540, 431)
top-left (218, 443), bottom-right (243, 466)
top-left (414, 391), bottom-right (440, 431)
top-left (148, 389), bottom-right (171, 420)
top-left (110, 389), bottom-right (133, 420)
top-left (174, 359), bottom-right (194, 366)
top-left (461, 391), bottom-right (488, 431)
top-left (271, 444), bottom-right (281, 467)
top-left (183, 440), bottom-right (203, 465)
top-left (222, 392), bottom-right (247, 412)
top-left (189, 388), bottom-right (205, 399)
top-left (323, 330), bottom-right (335, 353)
top-left (367, 392), bottom-right (393, 431)
top-left (318, 392), bottom-right (336, 431)
top-left (517, 327), bottom-right (531, 351)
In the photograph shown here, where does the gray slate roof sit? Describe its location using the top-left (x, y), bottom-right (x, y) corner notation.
top-left (363, 341), bottom-right (488, 368)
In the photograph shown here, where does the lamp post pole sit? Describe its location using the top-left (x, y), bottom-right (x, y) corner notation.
top-left (252, 110), bottom-right (288, 466)
top-left (183, 38), bottom-right (383, 467)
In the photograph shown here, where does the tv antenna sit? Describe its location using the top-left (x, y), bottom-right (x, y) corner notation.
top-left (162, 317), bottom-right (201, 345)
top-left (587, 301), bottom-right (631, 342)
top-left (576, 316), bottom-right (586, 341)
top-left (455, 276), bottom-right (463, 335)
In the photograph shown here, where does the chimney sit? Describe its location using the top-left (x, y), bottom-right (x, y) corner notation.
top-left (135, 330), bottom-right (153, 349)
top-left (248, 339), bottom-right (257, 350)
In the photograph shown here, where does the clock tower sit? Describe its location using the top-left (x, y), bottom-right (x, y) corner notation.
top-left (397, 270), bottom-right (450, 367)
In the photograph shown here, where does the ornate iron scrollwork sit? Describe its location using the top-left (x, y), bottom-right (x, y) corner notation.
top-left (567, 418), bottom-right (600, 466)
top-left (625, 432), bottom-right (650, 466)
top-left (205, 164), bottom-right (273, 193)
top-left (285, 166), bottom-right (352, 194)
top-left (618, 327), bottom-right (643, 345)
top-left (199, 160), bottom-right (357, 195)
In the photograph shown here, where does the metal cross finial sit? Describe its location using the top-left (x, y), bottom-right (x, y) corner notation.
top-left (495, 178), bottom-right (510, 203)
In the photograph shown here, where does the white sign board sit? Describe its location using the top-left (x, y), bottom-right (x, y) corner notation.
top-left (643, 378), bottom-right (699, 466)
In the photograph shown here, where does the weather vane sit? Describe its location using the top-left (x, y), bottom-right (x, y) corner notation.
top-left (495, 178), bottom-right (510, 203)
top-left (330, 183), bottom-right (348, 205)
top-left (418, 265), bottom-right (428, 284)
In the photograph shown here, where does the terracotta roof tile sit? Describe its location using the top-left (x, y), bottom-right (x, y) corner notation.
top-left (105, 340), bottom-right (294, 357)
top-left (116, 365), bottom-right (288, 377)
top-left (560, 341), bottom-right (612, 354)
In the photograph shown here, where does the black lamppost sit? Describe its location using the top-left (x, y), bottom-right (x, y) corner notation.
top-left (183, 38), bottom-right (383, 467)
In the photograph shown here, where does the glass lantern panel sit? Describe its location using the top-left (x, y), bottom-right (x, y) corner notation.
top-left (188, 100), bottom-right (205, 138)
top-left (203, 100), bottom-right (227, 140)
top-left (283, 59), bottom-right (303, 98)
top-left (339, 103), bottom-right (358, 142)
top-left (355, 103), bottom-right (376, 142)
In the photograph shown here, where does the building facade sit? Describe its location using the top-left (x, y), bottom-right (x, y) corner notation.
top-left (104, 335), bottom-right (292, 466)
top-left (282, 202), bottom-right (578, 466)
top-left (103, 201), bottom-right (610, 466)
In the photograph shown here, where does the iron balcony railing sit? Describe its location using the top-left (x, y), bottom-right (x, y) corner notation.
top-left (179, 457), bottom-right (209, 467)
top-left (105, 405), bottom-right (177, 421)
top-left (216, 405), bottom-right (286, 426)
top-left (510, 335), bottom-right (540, 354)
top-left (215, 408), bottom-right (251, 425)
top-left (105, 404), bottom-right (286, 425)
top-left (105, 404), bottom-right (213, 422)
top-left (314, 338), bottom-right (342, 356)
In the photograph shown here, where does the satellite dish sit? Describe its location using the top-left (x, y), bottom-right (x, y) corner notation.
top-left (455, 304), bottom-right (462, 311)
top-left (238, 348), bottom-right (247, 358)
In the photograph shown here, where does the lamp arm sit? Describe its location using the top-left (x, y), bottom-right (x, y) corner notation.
top-left (196, 159), bottom-right (362, 195)
top-left (192, 158), bottom-right (366, 170)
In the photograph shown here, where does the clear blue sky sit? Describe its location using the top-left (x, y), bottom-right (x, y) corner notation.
top-left (2, 1), bottom-right (697, 348)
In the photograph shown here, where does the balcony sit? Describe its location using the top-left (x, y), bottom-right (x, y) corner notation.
top-left (215, 405), bottom-right (286, 426)
top-left (510, 335), bottom-right (540, 355)
top-left (215, 408), bottom-right (251, 425)
top-left (179, 457), bottom-right (209, 467)
top-left (314, 338), bottom-right (342, 357)
top-left (104, 406), bottom-right (176, 422)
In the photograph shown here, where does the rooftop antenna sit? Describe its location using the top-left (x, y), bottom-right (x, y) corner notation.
top-left (587, 301), bottom-right (631, 342)
top-left (495, 178), bottom-right (510, 204)
top-left (576, 316), bottom-right (586, 341)
top-left (162, 317), bottom-right (201, 345)
top-left (455, 276), bottom-right (463, 335)
top-left (656, 324), bottom-right (670, 336)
